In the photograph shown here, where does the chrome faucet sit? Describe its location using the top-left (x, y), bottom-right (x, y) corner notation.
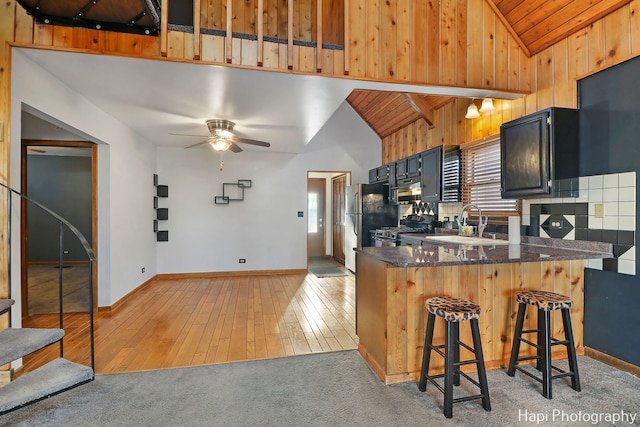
top-left (458, 204), bottom-right (489, 237)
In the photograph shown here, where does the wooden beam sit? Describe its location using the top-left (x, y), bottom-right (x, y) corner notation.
top-left (288, 0), bottom-right (293, 70)
top-left (257, 0), bottom-right (264, 66)
top-left (226, 0), bottom-right (232, 63)
top-left (484, 0), bottom-right (531, 57)
top-left (193, 0), bottom-right (201, 60)
top-left (160, 0), bottom-right (168, 57)
top-left (316, 0), bottom-right (323, 72)
top-left (403, 93), bottom-right (437, 128)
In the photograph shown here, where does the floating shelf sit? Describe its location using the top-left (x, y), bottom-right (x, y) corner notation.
top-left (154, 174), bottom-right (169, 241)
top-left (215, 179), bottom-right (252, 205)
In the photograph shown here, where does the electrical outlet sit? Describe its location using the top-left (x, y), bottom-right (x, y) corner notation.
top-left (297, 211), bottom-right (304, 217)
top-left (239, 259), bottom-right (246, 263)
top-left (551, 220), bottom-right (563, 229)
top-left (63, 250), bottom-right (69, 254)
top-left (141, 267), bottom-right (145, 274)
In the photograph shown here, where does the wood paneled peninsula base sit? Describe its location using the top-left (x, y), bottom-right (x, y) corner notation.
top-left (354, 239), bottom-right (612, 385)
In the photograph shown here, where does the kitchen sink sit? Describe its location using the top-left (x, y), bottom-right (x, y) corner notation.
top-left (423, 235), bottom-right (510, 245)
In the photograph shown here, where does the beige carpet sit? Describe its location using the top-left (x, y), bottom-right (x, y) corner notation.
top-left (2, 350), bottom-right (638, 426)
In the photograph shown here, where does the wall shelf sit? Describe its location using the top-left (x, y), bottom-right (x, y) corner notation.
top-left (215, 179), bottom-right (252, 205)
top-left (153, 174), bottom-right (169, 241)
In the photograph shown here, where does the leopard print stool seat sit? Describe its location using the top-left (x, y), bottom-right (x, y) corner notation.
top-left (516, 290), bottom-right (573, 311)
top-left (419, 296), bottom-right (490, 418)
top-left (507, 290), bottom-right (580, 399)
top-left (425, 296), bottom-right (481, 322)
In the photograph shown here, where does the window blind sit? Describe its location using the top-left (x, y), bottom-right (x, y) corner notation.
top-left (442, 148), bottom-right (461, 202)
top-left (461, 136), bottom-right (519, 214)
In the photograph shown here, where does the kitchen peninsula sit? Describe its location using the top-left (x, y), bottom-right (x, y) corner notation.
top-left (354, 235), bottom-right (612, 384)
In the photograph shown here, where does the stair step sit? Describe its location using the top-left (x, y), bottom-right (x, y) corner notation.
top-left (0, 358), bottom-right (94, 415)
top-left (0, 299), bottom-right (14, 316)
top-left (0, 328), bottom-right (65, 367)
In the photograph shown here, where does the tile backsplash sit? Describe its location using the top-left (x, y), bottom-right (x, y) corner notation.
top-left (437, 172), bottom-right (636, 276)
top-left (522, 172), bottom-right (636, 275)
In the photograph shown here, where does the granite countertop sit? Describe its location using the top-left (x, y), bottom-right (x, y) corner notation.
top-left (356, 235), bottom-right (613, 268)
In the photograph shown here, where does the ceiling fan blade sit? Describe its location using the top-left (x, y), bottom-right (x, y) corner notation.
top-left (231, 137), bottom-right (271, 147)
top-left (184, 140), bottom-right (210, 149)
top-left (229, 143), bottom-right (243, 153)
top-left (170, 132), bottom-right (209, 137)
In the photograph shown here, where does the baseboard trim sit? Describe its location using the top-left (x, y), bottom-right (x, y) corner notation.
top-left (156, 269), bottom-right (307, 280)
top-left (585, 347), bottom-right (640, 378)
top-left (97, 269), bottom-right (307, 313)
top-left (97, 276), bottom-right (156, 313)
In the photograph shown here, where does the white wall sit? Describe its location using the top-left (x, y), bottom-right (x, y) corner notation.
top-left (156, 102), bottom-right (380, 273)
top-left (9, 49), bottom-right (382, 308)
top-left (10, 50), bottom-right (157, 308)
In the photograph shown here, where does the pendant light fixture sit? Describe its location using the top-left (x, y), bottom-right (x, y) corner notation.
top-left (479, 98), bottom-right (495, 113)
top-left (465, 100), bottom-right (480, 119)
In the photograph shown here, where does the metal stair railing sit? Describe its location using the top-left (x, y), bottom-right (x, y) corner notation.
top-left (0, 182), bottom-right (95, 372)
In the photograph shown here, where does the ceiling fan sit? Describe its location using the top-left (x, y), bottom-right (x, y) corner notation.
top-left (172, 119), bottom-right (271, 170)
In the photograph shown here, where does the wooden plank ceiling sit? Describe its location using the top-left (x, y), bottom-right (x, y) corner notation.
top-left (346, 91), bottom-right (451, 138)
top-left (489, 0), bottom-right (633, 56)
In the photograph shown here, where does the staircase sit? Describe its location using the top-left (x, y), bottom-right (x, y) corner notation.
top-left (0, 183), bottom-right (95, 414)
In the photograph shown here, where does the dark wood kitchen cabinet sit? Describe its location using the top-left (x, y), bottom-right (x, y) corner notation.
top-left (419, 146), bottom-right (442, 201)
top-left (395, 154), bottom-right (420, 185)
top-left (500, 107), bottom-right (579, 198)
top-left (369, 164), bottom-right (392, 184)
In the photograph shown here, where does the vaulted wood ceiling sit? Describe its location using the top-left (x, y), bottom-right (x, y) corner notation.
top-left (488, 0), bottom-right (633, 56)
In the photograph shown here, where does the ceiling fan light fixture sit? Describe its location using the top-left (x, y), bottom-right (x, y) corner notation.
top-left (465, 100), bottom-right (480, 119)
top-left (479, 98), bottom-right (495, 113)
top-left (209, 138), bottom-right (232, 151)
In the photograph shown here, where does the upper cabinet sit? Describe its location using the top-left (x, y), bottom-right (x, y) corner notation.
top-left (420, 146), bottom-right (461, 202)
top-left (500, 107), bottom-right (579, 199)
top-left (419, 146), bottom-right (442, 202)
top-left (369, 164), bottom-right (393, 184)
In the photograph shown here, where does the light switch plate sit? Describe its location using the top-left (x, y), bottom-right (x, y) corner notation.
top-left (595, 203), bottom-right (605, 218)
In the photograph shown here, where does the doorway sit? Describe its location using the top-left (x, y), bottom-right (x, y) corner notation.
top-left (21, 140), bottom-right (97, 316)
top-left (306, 172), bottom-right (350, 275)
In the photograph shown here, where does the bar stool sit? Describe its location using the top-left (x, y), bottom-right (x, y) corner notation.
top-left (418, 296), bottom-right (491, 418)
top-left (507, 290), bottom-right (581, 399)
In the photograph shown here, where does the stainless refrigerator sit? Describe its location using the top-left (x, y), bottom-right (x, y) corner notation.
top-left (345, 183), bottom-right (398, 272)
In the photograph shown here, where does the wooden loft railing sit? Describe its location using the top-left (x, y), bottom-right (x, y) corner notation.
top-left (159, 0), bottom-right (348, 75)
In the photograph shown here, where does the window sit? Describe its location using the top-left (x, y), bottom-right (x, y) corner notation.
top-left (308, 193), bottom-right (318, 232)
top-left (461, 136), bottom-right (519, 217)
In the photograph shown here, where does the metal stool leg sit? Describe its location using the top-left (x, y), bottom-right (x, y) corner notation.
top-left (444, 320), bottom-right (455, 419)
top-left (561, 308), bottom-right (581, 392)
top-left (419, 313), bottom-right (436, 392)
top-left (540, 309), bottom-right (552, 399)
top-left (536, 307), bottom-right (544, 371)
top-left (507, 303), bottom-right (527, 376)
top-left (453, 322), bottom-right (461, 387)
top-left (470, 318), bottom-right (491, 411)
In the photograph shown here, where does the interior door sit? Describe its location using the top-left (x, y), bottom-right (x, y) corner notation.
top-left (307, 178), bottom-right (326, 257)
top-left (21, 140), bottom-right (97, 316)
top-left (332, 174), bottom-right (346, 265)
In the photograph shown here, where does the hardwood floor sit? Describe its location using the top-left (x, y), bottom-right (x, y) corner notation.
top-left (23, 270), bottom-right (358, 374)
top-left (27, 264), bottom-right (90, 315)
